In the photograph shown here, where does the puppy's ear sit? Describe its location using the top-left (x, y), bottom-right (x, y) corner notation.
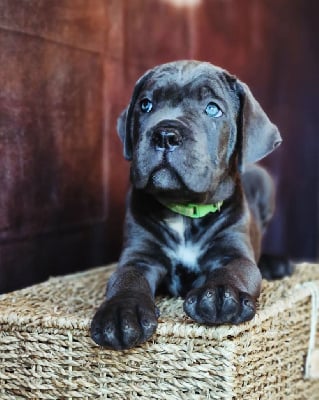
top-left (236, 81), bottom-right (282, 167)
top-left (117, 69), bottom-right (155, 161)
top-left (117, 108), bottom-right (131, 160)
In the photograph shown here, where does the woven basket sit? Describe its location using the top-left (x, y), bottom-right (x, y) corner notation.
top-left (0, 263), bottom-right (318, 400)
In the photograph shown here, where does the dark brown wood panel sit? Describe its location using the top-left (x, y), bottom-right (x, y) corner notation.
top-left (0, 3), bottom-right (108, 292)
top-left (0, 0), bottom-right (106, 52)
top-left (0, 30), bottom-right (105, 239)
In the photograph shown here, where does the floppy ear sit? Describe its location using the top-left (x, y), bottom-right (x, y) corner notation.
top-left (117, 69), bottom-right (155, 161)
top-left (236, 81), bottom-right (282, 167)
top-left (117, 108), bottom-right (131, 160)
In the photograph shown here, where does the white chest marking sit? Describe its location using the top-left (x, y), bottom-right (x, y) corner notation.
top-left (166, 216), bottom-right (185, 238)
top-left (165, 216), bottom-right (201, 270)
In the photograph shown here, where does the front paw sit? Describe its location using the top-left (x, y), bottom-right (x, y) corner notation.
top-left (183, 284), bottom-right (255, 325)
top-left (91, 293), bottom-right (159, 350)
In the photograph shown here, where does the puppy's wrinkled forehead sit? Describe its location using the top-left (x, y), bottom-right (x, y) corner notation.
top-left (142, 61), bottom-right (236, 103)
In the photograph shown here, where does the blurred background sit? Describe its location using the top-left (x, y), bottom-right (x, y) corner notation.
top-left (0, 0), bottom-right (318, 293)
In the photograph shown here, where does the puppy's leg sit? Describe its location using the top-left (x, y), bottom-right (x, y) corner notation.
top-left (242, 164), bottom-right (275, 232)
top-left (184, 259), bottom-right (262, 325)
top-left (91, 264), bottom-right (166, 350)
top-left (242, 165), bottom-right (292, 280)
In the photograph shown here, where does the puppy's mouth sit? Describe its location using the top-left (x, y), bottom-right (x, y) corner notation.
top-left (147, 166), bottom-right (184, 192)
top-left (145, 166), bottom-right (208, 203)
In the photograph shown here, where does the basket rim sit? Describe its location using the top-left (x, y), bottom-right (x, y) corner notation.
top-left (0, 280), bottom-right (318, 341)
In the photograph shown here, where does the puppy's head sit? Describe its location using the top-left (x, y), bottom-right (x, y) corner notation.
top-left (118, 61), bottom-right (281, 203)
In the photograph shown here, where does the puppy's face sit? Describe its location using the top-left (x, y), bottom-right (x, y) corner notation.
top-left (118, 61), bottom-right (281, 203)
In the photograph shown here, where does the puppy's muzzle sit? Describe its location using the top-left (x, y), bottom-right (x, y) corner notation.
top-left (151, 126), bottom-right (182, 152)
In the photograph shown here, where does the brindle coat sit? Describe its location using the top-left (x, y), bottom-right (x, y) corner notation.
top-left (91, 61), bottom-right (291, 350)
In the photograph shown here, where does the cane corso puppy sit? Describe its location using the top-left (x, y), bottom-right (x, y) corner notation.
top-left (91, 60), bottom-right (291, 350)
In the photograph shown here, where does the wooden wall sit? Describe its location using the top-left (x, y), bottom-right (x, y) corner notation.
top-left (0, 0), bottom-right (318, 293)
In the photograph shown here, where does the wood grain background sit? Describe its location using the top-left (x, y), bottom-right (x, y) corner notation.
top-left (0, 0), bottom-right (318, 292)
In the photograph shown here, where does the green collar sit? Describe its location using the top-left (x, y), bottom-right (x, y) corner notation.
top-left (161, 201), bottom-right (223, 218)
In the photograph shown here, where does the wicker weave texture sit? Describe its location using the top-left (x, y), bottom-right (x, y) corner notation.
top-left (0, 263), bottom-right (318, 399)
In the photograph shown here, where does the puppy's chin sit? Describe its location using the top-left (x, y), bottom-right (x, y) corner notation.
top-left (149, 168), bottom-right (182, 191)
top-left (131, 166), bottom-right (182, 191)
top-left (132, 167), bottom-right (208, 204)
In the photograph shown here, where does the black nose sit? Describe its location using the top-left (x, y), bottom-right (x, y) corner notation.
top-left (152, 129), bottom-right (182, 152)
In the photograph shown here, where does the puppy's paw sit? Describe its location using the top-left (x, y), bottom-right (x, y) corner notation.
top-left (90, 293), bottom-right (159, 350)
top-left (183, 284), bottom-right (255, 325)
top-left (258, 254), bottom-right (294, 280)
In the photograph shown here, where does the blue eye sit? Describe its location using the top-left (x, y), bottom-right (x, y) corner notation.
top-left (140, 98), bottom-right (153, 113)
top-left (205, 102), bottom-right (222, 118)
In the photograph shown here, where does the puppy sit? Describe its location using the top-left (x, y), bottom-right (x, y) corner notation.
top-left (91, 60), bottom-right (292, 350)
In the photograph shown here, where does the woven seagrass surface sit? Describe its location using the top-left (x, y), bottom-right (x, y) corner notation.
top-left (0, 263), bottom-right (318, 399)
